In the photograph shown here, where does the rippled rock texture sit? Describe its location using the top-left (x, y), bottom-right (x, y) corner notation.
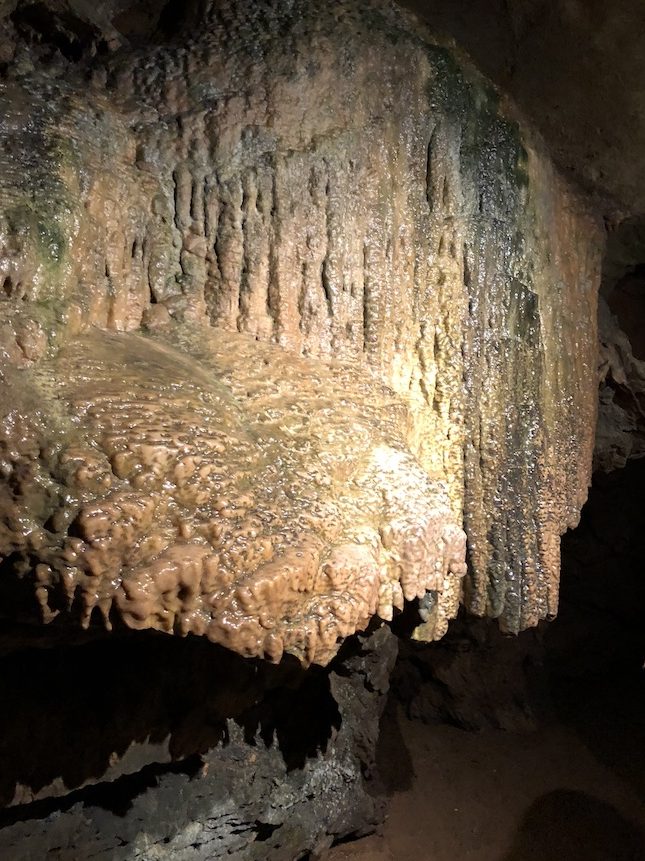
top-left (0, 0), bottom-right (600, 663)
top-left (0, 0), bottom-right (602, 855)
top-left (4, 325), bottom-right (467, 665)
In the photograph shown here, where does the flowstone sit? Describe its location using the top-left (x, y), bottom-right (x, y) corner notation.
top-left (0, 0), bottom-right (602, 856)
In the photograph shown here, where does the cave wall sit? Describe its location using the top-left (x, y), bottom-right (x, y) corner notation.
top-left (400, 0), bottom-right (645, 219)
top-left (595, 216), bottom-right (645, 472)
top-left (0, 0), bottom-right (605, 857)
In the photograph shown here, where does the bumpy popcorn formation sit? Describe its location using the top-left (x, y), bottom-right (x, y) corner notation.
top-left (1, 328), bottom-right (466, 665)
top-left (0, 0), bottom-right (601, 665)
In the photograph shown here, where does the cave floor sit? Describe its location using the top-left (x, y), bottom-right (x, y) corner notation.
top-left (324, 673), bottom-right (645, 861)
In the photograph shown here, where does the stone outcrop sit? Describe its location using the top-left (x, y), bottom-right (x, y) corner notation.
top-left (0, 625), bottom-right (398, 860)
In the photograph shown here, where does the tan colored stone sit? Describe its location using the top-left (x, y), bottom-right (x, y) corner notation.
top-left (0, 0), bottom-right (602, 664)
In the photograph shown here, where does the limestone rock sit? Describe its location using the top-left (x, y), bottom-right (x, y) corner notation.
top-left (0, 0), bottom-right (601, 665)
top-left (1, 327), bottom-right (464, 665)
top-left (0, 1), bottom-right (609, 856)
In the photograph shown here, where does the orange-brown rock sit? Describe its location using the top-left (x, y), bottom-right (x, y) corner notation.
top-left (0, 0), bottom-right (602, 666)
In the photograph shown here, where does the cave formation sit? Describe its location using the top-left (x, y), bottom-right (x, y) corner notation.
top-left (0, 1), bottom-right (643, 859)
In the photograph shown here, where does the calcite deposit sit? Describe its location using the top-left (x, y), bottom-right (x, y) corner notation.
top-left (0, 0), bottom-right (601, 669)
top-left (0, 0), bottom-right (609, 857)
top-left (3, 327), bottom-right (465, 666)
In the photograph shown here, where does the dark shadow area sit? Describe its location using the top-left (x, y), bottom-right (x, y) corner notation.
top-left (609, 263), bottom-right (645, 360)
top-left (551, 460), bottom-right (645, 676)
top-left (547, 459), bottom-right (645, 803)
top-left (549, 672), bottom-right (645, 804)
top-left (501, 789), bottom-right (645, 861)
top-left (389, 458), bottom-right (645, 741)
top-left (238, 667), bottom-right (341, 772)
top-left (390, 609), bottom-right (547, 733)
top-left (0, 624), bottom-right (345, 810)
top-left (0, 624), bottom-right (396, 859)
top-left (399, 0), bottom-right (645, 216)
top-left (156, 0), bottom-right (198, 37)
top-left (374, 701), bottom-right (415, 793)
top-left (10, 2), bottom-right (101, 61)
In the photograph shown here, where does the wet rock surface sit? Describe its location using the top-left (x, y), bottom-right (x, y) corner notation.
top-left (0, 0), bottom-right (608, 856)
top-left (1, 326), bottom-right (466, 666)
top-left (4, 0), bottom-right (644, 219)
top-left (0, 0), bottom-right (601, 662)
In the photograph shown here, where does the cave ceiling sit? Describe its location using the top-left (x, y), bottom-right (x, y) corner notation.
top-left (2, 0), bottom-right (644, 218)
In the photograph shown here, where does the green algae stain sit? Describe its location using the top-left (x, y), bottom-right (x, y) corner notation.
top-left (424, 44), bottom-right (529, 218)
top-left (36, 217), bottom-right (66, 265)
top-left (0, 81), bottom-right (86, 289)
top-left (5, 203), bottom-right (68, 269)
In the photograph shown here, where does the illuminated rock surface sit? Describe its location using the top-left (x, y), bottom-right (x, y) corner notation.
top-left (3, 327), bottom-right (465, 665)
top-left (0, 0), bottom-right (603, 856)
top-left (0, 0), bottom-right (600, 661)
